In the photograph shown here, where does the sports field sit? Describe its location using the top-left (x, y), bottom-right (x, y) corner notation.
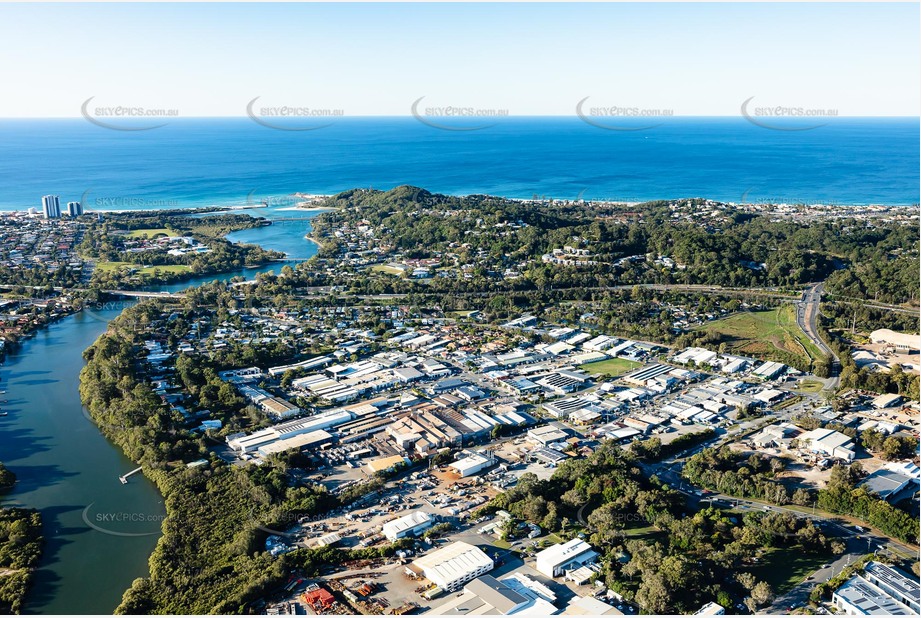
top-left (580, 357), bottom-right (643, 377)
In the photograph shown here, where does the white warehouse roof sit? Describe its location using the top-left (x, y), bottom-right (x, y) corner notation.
top-left (382, 510), bottom-right (433, 540)
top-left (535, 538), bottom-right (598, 575)
top-left (413, 542), bottom-right (494, 589)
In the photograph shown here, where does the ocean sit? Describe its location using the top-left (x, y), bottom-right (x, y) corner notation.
top-left (0, 117), bottom-right (917, 210)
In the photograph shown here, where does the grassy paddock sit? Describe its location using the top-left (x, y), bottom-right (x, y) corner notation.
top-left (747, 546), bottom-right (831, 594)
top-left (95, 261), bottom-right (191, 275)
top-left (795, 379), bottom-right (826, 394)
top-left (697, 305), bottom-right (823, 366)
top-left (125, 228), bottom-right (178, 239)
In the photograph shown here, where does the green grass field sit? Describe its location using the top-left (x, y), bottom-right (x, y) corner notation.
top-left (580, 357), bottom-right (643, 377)
top-left (370, 264), bottom-right (406, 276)
top-left (125, 228), bottom-right (178, 239)
top-left (698, 305), bottom-right (823, 366)
top-left (747, 546), bottom-right (830, 594)
top-left (795, 379), bottom-right (825, 394)
top-left (622, 522), bottom-right (660, 539)
top-left (95, 261), bottom-right (191, 275)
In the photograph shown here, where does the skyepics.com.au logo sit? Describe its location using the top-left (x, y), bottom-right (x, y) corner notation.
top-left (740, 97), bottom-right (838, 131)
top-left (246, 97), bottom-right (344, 131)
top-left (410, 97), bottom-right (509, 131)
top-left (80, 188), bottom-right (181, 212)
top-left (530, 190), bottom-right (647, 204)
top-left (244, 190), bottom-right (304, 209)
top-left (82, 502), bottom-right (165, 537)
top-left (80, 298), bottom-right (137, 324)
top-left (526, 188), bottom-right (589, 202)
top-left (576, 96), bottom-right (673, 131)
top-left (81, 97), bottom-right (179, 131)
top-left (739, 188), bottom-right (818, 206)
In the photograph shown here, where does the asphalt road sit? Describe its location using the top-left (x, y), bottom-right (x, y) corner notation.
top-left (649, 465), bottom-right (917, 614)
top-left (797, 283), bottom-right (833, 358)
top-left (649, 453), bottom-right (917, 556)
top-left (763, 533), bottom-right (884, 614)
top-left (633, 424), bottom-right (919, 615)
top-left (796, 282), bottom-right (841, 389)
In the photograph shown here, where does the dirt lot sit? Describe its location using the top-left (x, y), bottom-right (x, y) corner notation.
top-left (852, 342), bottom-right (919, 374)
top-left (777, 460), bottom-right (830, 490)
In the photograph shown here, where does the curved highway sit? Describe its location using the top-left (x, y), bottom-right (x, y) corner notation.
top-left (797, 282), bottom-right (840, 388)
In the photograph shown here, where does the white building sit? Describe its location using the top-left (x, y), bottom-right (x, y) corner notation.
top-left (450, 451), bottom-right (497, 477)
top-left (583, 335), bottom-right (617, 352)
top-left (872, 393), bottom-right (903, 409)
top-left (694, 602), bottom-right (726, 615)
top-left (563, 595), bottom-right (622, 615)
top-left (227, 409), bottom-right (353, 453)
top-left (66, 201), bottom-right (83, 216)
top-left (527, 425), bottom-right (569, 446)
top-left (884, 461), bottom-right (920, 481)
top-left (797, 428), bottom-right (856, 461)
top-left (753, 388), bottom-right (785, 404)
top-left (859, 469), bottom-right (915, 503)
top-left (426, 574), bottom-right (557, 615)
top-left (535, 539), bottom-right (599, 578)
top-left (833, 575), bottom-right (915, 615)
top-left (751, 361), bottom-right (786, 380)
top-left (256, 429), bottom-right (332, 457)
top-left (382, 510), bottom-right (434, 542)
top-left (412, 541), bottom-right (494, 591)
top-left (674, 347), bottom-right (719, 366)
top-left (863, 562), bottom-right (921, 614)
top-left (41, 194), bottom-right (60, 218)
top-left (258, 396), bottom-right (302, 420)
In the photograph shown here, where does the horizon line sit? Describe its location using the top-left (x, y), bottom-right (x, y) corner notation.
top-left (1, 114), bottom-right (919, 120)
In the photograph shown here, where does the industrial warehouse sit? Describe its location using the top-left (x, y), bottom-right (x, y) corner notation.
top-left (113, 302), bottom-right (919, 617)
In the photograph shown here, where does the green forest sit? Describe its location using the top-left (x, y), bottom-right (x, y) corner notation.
top-left (78, 304), bottom-right (409, 613)
top-left (307, 186), bottom-right (919, 305)
top-left (474, 442), bottom-right (841, 613)
top-left (0, 463), bottom-right (43, 615)
top-left (683, 448), bottom-right (918, 544)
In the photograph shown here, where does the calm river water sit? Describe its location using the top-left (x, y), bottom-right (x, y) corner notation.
top-left (0, 206), bottom-right (318, 613)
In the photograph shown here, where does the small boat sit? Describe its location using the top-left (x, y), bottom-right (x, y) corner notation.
top-left (0, 411), bottom-right (8, 417)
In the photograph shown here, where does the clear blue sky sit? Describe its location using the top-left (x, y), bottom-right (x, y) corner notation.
top-left (1, 2), bottom-right (917, 117)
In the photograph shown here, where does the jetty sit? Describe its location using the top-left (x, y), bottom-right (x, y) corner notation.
top-left (119, 466), bottom-right (143, 484)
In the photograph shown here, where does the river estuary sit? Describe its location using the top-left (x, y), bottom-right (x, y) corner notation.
top-left (0, 206), bottom-right (318, 613)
